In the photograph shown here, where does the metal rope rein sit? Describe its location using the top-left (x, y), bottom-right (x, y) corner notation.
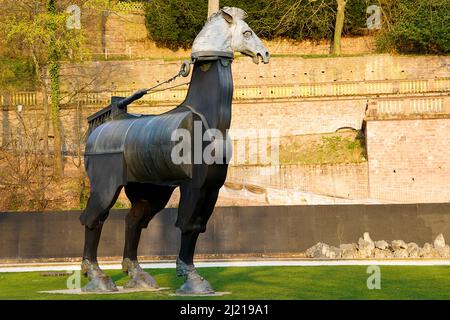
top-left (144, 60), bottom-right (191, 92)
top-left (115, 60), bottom-right (192, 109)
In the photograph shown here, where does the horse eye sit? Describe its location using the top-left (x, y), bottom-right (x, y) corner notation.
top-left (243, 31), bottom-right (252, 38)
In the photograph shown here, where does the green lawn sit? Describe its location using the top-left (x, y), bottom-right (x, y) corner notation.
top-left (0, 266), bottom-right (449, 300)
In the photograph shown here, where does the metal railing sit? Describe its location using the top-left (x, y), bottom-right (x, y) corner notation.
top-left (2, 78), bottom-right (448, 107)
top-left (373, 97), bottom-right (446, 115)
top-left (1, 92), bottom-right (38, 107)
top-left (232, 78), bottom-right (449, 100)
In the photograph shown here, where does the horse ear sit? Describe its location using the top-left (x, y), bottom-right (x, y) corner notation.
top-left (220, 8), bottom-right (234, 24)
top-left (221, 7), bottom-right (248, 23)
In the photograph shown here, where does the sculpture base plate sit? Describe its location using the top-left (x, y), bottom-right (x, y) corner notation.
top-left (39, 286), bottom-right (170, 295)
top-left (169, 291), bottom-right (231, 297)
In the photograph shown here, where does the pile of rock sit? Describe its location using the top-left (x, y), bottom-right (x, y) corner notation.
top-left (305, 233), bottom-right (450, 259)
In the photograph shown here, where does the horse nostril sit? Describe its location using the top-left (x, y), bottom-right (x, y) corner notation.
top-left (265, 52), bottom-right (269, 57)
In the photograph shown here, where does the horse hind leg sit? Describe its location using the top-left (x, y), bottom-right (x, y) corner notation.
top-left (121, 183), bottom-right (175, 290)
top-left (80, 184), bottom-right (123, 292)
top-left (121, 199), bottom-right (159, 290)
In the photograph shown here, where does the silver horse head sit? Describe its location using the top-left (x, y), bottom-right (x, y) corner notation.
top-left (192, 7), bottom-right (270, 64)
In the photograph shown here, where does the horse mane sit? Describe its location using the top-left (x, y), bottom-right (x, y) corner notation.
top-left (206, 11), bottom-right (223, 24)
top-left (205, 7), bottom-right (248, 26)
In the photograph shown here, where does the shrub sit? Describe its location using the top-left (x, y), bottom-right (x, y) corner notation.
top-left (376, 0), bottom-right (450, 54)
top-left (0, 58), bottom-right (35, 91)
top-left (144, 0), bottom-right (207, 50)
top-left (144, 0), bottom-right (370, 50)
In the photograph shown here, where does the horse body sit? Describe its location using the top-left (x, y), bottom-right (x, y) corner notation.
top-left (84, 110), bottom-right (197, 186)
top-left (80, 7), bottom-right (269, 294)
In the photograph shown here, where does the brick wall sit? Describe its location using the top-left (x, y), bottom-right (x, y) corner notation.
top-left (115, 99), bottom-right (366, 137)
top-left (366, 118), bottom-right (450, 203)
top-left (0, 97), bottom-right (367, 148)
top-left (5, 107), bottom-right (450, 204)
top-left (60, 55), bottom-right (450, 93)
top-left (127, 99), bottom-right (365, 136)
top-left (227, 99), bottom-right (366, 136)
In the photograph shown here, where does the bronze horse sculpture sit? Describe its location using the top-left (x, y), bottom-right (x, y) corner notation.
top-left (80, 7), bottom-right (270, 294)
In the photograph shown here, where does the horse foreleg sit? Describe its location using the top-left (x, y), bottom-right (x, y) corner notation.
top-left (178, 187), bottom-right (220, 263)
top-left (179, 232), bottom-right (200, 265)
top-left (176, 185), bottom-right (221, 294)
top-left (82, 223), bottom-right (102, 262)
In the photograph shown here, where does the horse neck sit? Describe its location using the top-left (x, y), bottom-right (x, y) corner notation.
top-left (182, 58), bottom-right (233, 132)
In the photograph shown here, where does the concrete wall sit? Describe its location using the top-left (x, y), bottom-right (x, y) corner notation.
top-left (227, 163), bottom-right (369, 200)
top-left (1, 204), bottom-right (449, 262)
top-left (366, 118), bottom-right (450, 203)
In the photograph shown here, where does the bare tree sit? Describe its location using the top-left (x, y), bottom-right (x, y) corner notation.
top-left (0, 111), bottom-right (53, 210)
top-left (0, 1), bottom-right (88, 179)
top-left (270, 0), bottom-right (335, 43)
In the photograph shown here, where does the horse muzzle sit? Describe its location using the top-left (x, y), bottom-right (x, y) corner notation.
top-left (256, 50), bottom-right (270, 64)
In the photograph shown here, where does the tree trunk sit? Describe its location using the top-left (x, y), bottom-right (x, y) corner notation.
top-left (1, 94), bottom-right (10, 147)
top-left (47, 0), bottom-right (64, 179)
top-left (31, 54), bottom-right (50, 156)
top-left (101, 10), bottom-right (109, 55)
top-left (49, 58), bottom-right (64, 179)
top-left (208, 0), bottom-right (219, 18)
top-left (75, 99), bottom-right (87, 207)
top-left (333, 0), bottom-right (347, 55)
top-left (41, 66), bottom-right (50, 155)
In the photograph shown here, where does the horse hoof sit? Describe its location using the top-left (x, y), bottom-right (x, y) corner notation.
top-left (175, 257), bottom-right (215, 294)
top-left (124, 272), bottom-right (159, 289)
top-left (82, 275), bottom-right (118, 292)
top-left (122, 258), bottom-right (159, 289)
top-left (176, 277), bottom-right (215, 295)
top-left (81, 259), bottom-right (118, 292)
